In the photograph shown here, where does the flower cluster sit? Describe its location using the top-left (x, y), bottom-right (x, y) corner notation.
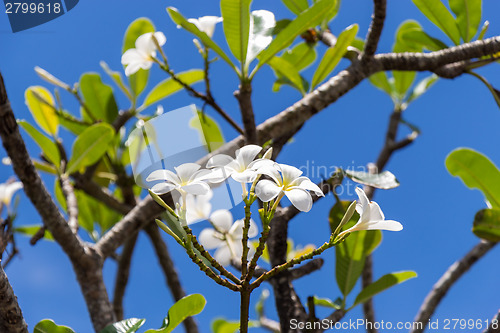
top-left (147, 144), bottom-right (403, 266)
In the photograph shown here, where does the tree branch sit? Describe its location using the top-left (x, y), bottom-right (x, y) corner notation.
top-left (362, 0), bottom-right (387, 59)
top-left (59, 172), bottom-right (79, 234)
top-left (112, 233), bottom-right (138, 321)
top-left (411, 240), bottom-right (496, 333)
top-left (0, 262), bottom-right (28, 333)
top-left (235, 83), bottom-right (258, 144)
top-left (484, 310), bottom-right (500, 333)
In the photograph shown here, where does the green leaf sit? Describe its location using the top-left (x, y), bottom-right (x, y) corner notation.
top-left (369, 72), bottom-right (395, 97)
top-left (25, 86), bottom-right (59, 137)
top-left (212, 318), bottom-right (259, 333)
top-left (123, 18), bottom-right (155, 97)
top-left (477, 20), bottom-right (489, 40)
top-left (189, 111), bottom-right (225, 152)
top-left (449, 0), bottom-right (482, 42)
top-left (401, 30), bottom-right (449, 51)
top-left (246, 10), bottom-right (276, 65)
top-left (281, 42), bottom-right (317, 71)
top-left (473, 208), bottom-right (500, 242)
top-left (99, 318), bottom-right (145, 333)
top-left (351, 271), bottom-right (417, 308)
top-left (313, 296), bottom-right (342, 309)
top-left (256, 0), bottom-right (335, 70)
top-left (221, 0), bottom-right (252, 65)
top-left (311, 24), bottom-right (358, 89)
top-left (406, 74), bottom-right (438, 103)
top-left (392, 21), bottom-right (423, 97)
top-left (269, 56), bottom-right (306, 94)
top-left (167, 8), bottom-right (237, 73)
top-left (446, 148), bottom-right (500, 208)
top-left (66, 123), bottom-right (115, 175)
top-left (345, 170), bottom-right (400, 189)
top-left (56, 110), bottom-right (89, 135)
top-left (411, 0), bottom-right (461, 45)
top-left (282, 0), bottom-right (309, 15)
top-left (331, 201), bottom-right (382, 297)
top-left (142, 70), bottom-right (204, 108)
top-left (18, 120), bottom-right (60, 168)
top-left (14, 225), bottom-right (54, 241)
top-left (33, 160), bottom-right (58, 175)
top-left (100, 61), bottom-right (133, 101)
top-left (80, 73), bottom-right (119, 123)
top-left (145, 294), bottom-right (206, 333)
top-left (34, 319), bottom-right (75, 333)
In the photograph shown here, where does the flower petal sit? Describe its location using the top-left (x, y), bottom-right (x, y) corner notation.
top-left (124, 62), bottom-right (144, 77)
top-left (209, 209), bottom-right (233, 232)
top-left (174, 163), bottom-right (201, 183)
top-left (199, 228), bottom-right (224, 249)
top-left (0, 182), bottom-right (22, 205)
top-left (256, 163), bottom-right (282, 185)
top-left (146, 169), bottom-right (180, 184)
top-left (121, 49), bottom-right (145, 65)
top-left (235, 145), bottom-right (262, 168)
top-left (285, 188), bottom-right (312, 212)
top-left (197, 16), bottom-right (223, 37)
top-left (255, 179), bottom-right (282, 202)
top-left (355, 187), bottom-right (370, 216)
top-left (181, 181), bottom-right (210, 195)
top-left (279, 164), bottom-right (303, 184)
top-left (368, 201), bottom-right (385, 221)
top-left (351, 220), bottom-right (403, 232)
top-left (231, 169), bottom-right (257, 183)
top-left (214, 245), bottom-right (232, 266)
top-left (292, 177), bottom-right (324, 196)
top-left (151, 182), bottom-right (176, 195)
top-left (228, 218), bottom-right (258, 240)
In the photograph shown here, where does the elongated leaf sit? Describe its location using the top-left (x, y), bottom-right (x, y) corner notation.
top-left (80, 73), bottom-right (119, 123)
top-left (351, 271), bottom-right (417, 308)
top-left (56, 110), bottom-right (89, 135)
top-left (449, 0), bottom-right (482, 42)
top-left (402, 30), bottom-right (448, 51)
top-left (407, 74), bottom-right (438, 103)
top-left (393, 21), bottom-right (423, 97)
top-left (313, 296), bottom-right (342, 309)
top-left (332, 201), bottom-right (382, 297)
top-left (281, 42), bottom-right (317, 71)
top-left (311, 24), bottom-right (358, 89)
top-left (25, 86), bottom-right (59, 137)
top-left (473, 208), bottom-right (500, 242)
top-left (345, 170), bottom-right (400, 189)
top-left (142, 70), bottom-right (204, 108)
top-left (282, 0), bottom-right (309, 14)
top-left (369, 72), bottom-right (394, 97)
top-left (221, 0), bottom-right (252, 65)
top-left (123, 18), bottom-right (155, 97)
top-left (189, 111), bottom-right (225, 152)
top-left (99, 318), bottom-right (145, 333)
top-left (269, 56), bottom-right (306, 94)
top-left (100, 61), bottom-right (133, 101)
top-left (478, 20), bottom-right (489, 40)
top-left (446, 148), bottom-right (500, 208)
top-left (19, 120), bottom-right (60, 167)
top-left (66, 123), bottom-right (115, 175)
top-left (256, 0), bottom-right (335, 69)
top-left (247, 10), bottom-right (276, 65)
top-left (33, 160), bottom-right (58, 175)
top-left (412, 0), bottom-right (461, 45)
top-left (34, 319), bottom-right (75, 333)
top-left (145, 294), bottom-right (206, 333)
top-left (167, 8), bottom-right (237, 72)
top-left (14, 225), bottom-right (54, 241)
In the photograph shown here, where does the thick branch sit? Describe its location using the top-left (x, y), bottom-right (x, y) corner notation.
top-left (96, 35), bottom-right (500, 264)
top-left (235, 83), bottom-right (257, 144)
top-left (362, 0), bottom-right (387, 58)
top-left (112, 233), bottom-right (138, 321)
top-left (0, 73), bottom-right (88, 266)
top-left (0, 262), bottom-right (28, 333)
top-left (411, 240), bottom-right (496, 333)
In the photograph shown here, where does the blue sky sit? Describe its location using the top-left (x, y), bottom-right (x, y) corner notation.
top-left (1, 0), bottom-right (500, 332)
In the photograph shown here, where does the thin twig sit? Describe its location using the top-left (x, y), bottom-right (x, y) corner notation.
top-left (362, 0), bottom-right (387, 59)
top-left (411, 241), bottom-right (496, 333)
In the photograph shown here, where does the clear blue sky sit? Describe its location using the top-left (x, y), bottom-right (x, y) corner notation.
top-left (1, 0), bottom-right (500, 332)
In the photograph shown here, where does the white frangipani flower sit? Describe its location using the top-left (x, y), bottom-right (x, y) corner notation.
top-left (255, 163), bottom-right (324, 212)
top-left (199, 210), bottom-right (258, 266)
top-left (146, 163), bottom-right (213, 197)
top-left (0, 182), bottom-right (23, 206)
top-left (121, 32), bottom-right (166, 76)
top-left (184, 190), bottom-right (213, 225)
top-left (338, 187), bottom-right (403, 237)
top-left (187, 16), bottom-right (223, 38)
top-left (207, 144), bottom-right (272, 184)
